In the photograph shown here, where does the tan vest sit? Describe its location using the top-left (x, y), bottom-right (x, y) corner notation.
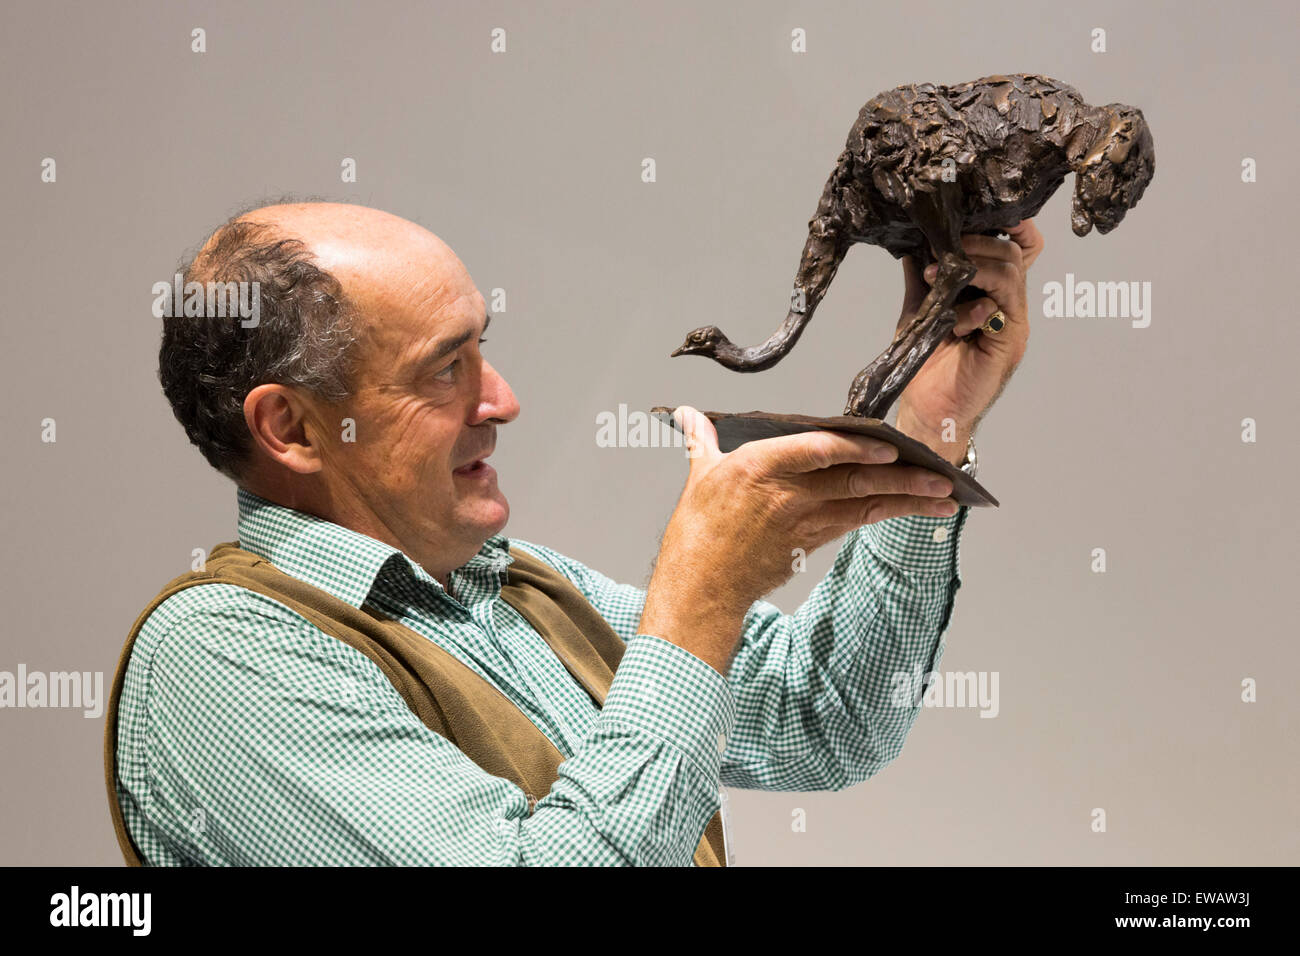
top-left (104, 541), bottom-right (725, 867)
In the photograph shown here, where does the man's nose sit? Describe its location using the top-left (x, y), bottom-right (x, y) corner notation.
top-left (477, 360), bottom-right (520, 425)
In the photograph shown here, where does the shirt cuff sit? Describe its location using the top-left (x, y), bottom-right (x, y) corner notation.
top-left (859, 505), bottom-right (970, 577)
top-left (599, 634), bottom-right (737, 782)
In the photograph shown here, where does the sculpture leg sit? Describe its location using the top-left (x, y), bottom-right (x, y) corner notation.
top-left (843, 184), bottom-right (976, 418)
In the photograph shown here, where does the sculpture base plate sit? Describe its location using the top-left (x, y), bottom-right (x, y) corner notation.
top-left (651, 407), bottom-right (998, 508)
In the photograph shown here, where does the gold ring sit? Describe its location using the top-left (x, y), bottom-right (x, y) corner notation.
top-left (980, 309), bottom-right (1006, 334)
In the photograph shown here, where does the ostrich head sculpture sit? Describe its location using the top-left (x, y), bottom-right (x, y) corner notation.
top-left (1070, 104), bottom-right (1156, 236)
top-left (670, 324), bottom-right (768, 369)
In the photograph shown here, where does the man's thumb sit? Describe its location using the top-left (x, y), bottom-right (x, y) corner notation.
top-left (673, 406), bottom-right (719, 464)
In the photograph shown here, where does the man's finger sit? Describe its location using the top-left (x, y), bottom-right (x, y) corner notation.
top-left (1004, 218), bottom-right (1045, 269)
top-left (791, 462), bottom-right (953, 502)
top-left (811, 493), bottom-right (960, 535)
top-left (956, 234), bottom-right (1024, 268)
top-left (952, 296), bottom-right (1004, 337)
top-left (672, 406), bottom-right (721, 466)
top-left (753, 428), bottom-right (899, 476)
top-left (960, 256), bottom-right (1025, 313)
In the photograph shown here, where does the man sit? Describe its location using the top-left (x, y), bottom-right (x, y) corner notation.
top-left (106, 200), bottom-right (1040, 865)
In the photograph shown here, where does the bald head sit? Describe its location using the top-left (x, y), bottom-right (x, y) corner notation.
top-left (229, 202), bottom-right (462, 304)
top-left (217, 202), bottom-right (479, 366)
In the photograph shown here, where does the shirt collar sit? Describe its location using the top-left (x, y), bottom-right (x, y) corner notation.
top-left (235, 487), bottom-right (515, 608)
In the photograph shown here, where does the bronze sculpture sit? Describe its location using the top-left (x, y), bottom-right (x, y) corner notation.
top-left (672, 73), bottom-right (1154, 420)
top-left (658, 74), bottom-right (1154, 506)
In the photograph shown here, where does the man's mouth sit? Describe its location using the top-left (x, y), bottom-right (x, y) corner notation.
top-left (452, 455), bottom-right (495, 478)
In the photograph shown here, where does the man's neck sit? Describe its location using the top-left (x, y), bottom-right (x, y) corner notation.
top-left (239, 474), bottom-right (491, 601)
top-left (242, 476), bottom-right (468, 585)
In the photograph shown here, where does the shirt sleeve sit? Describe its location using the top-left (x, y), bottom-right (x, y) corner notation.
top-left (720, 506), bottom-right (970, 791)
top-left (116, 584), bottom-right (732, 866)
top-left (514, 505), bottom-right (969, 793)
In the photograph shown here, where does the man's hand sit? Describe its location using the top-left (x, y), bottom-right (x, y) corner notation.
top-left (895, 219), bottom-right (1044, 464)
top-left (639, 406), bottom-right (959, 675)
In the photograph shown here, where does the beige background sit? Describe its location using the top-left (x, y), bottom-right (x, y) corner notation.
top-left (2, 0), bottom-right (1296, 865)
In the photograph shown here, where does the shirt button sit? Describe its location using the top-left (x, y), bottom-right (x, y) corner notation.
top-left (932, 526), bottom-right (950, 543)
top-left (717, 732), bottom-right (727, 754)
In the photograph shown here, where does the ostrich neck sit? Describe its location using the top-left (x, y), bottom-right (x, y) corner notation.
top-left (715, 310), bottom-right (807, 372)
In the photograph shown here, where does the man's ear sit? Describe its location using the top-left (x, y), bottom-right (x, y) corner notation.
top-left (243, 384), bottom-right (324, 475)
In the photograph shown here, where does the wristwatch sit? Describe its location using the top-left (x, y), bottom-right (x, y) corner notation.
top-left (958, 436), bottom-right (978, 478)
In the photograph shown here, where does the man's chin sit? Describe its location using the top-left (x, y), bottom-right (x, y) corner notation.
top-left (467, 490), bottom-right (510, 537)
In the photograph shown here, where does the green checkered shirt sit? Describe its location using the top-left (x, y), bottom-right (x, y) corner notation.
top-left (113, 487), bottom-right (969, 865)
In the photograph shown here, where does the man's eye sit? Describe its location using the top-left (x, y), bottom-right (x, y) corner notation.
top-left (431, 339), bottom-right (486, 382)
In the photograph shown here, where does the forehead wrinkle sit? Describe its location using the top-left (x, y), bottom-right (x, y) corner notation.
top-left (406, 263), bottom-right (454, 306)
top-left (400, 291), bottom-right (486, 372)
